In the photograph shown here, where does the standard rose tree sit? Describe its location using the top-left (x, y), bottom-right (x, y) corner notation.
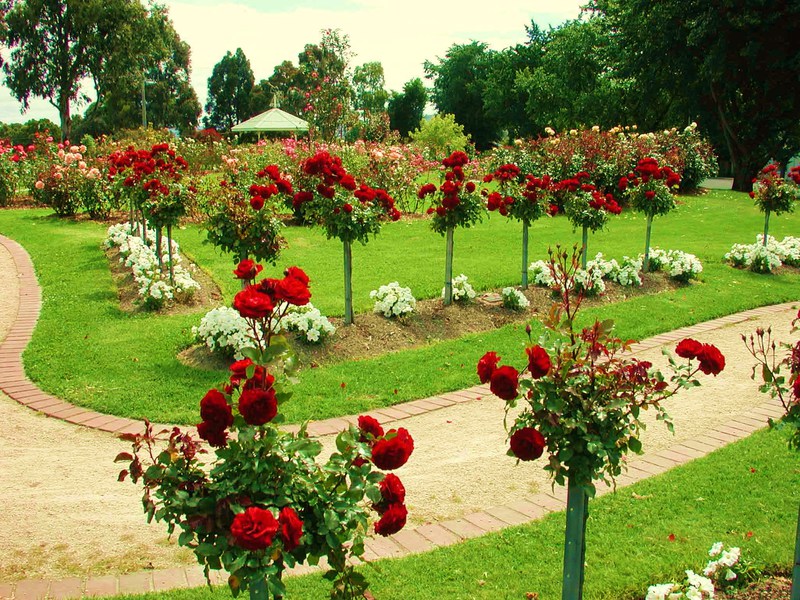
top-left (749, 163), bottom-right (800, 247)
top-left (744, 311), bottom-right (800, 597)
top-left (479, 246), bottom-right (725, 600)
top-left (117, 266), bottom-right (414, 600)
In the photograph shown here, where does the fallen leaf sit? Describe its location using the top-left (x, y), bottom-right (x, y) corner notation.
top-left (632, 493), bottom-right (652, 500)
top-left (668, 533), bottom-right (676, 542)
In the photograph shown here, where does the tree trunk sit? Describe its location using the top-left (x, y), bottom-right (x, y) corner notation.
top-left (643, 214), bottom-right (653, 273)
top-left (792, 503), bottom-right (799, 600)
top-left (343, 240), bottom-right (354, 325)
top-left (58, 93), bottom-right (72, 143)
top-left (521, 220), bottom-right (529, 289)
top-left (562, 478), bottom-right (588, 600)
top-left (580, 226), bottom-right (589, 270)
top-left (443, 227), bottom-right (454, 305)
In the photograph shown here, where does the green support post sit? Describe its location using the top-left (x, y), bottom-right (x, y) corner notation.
top-left (792, 504), bottom-right (799, 600)
top-left (562, 478), bottom-right (588, 600)
top-left (444, 227), bottom-right (454, 305)
top-left (521, 220), bottom-right (529, 289)
top-left (166, 223), bottom-right (174, 286)
top-left (763, 209), bottom-right (771, 246)
top-left (581, 226), bottom-right (589, 270)
top-left (343, 240), bottom-right (354, 325)
top-left (643, 213), bottom-right (653, 273)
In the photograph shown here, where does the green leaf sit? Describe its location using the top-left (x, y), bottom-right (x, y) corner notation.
top-left (628, 437), bottom-right (642, 454)
top-left (762, 364), bottom-right (773, 384)
top-left (195, 542), bottom-right (218, 557)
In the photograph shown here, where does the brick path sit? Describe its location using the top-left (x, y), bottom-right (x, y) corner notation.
top-left (0, 233), bottom-right (793, 599)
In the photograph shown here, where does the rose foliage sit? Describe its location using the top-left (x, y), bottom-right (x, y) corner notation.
top-left (420, 151), bottom-right (484, 235)
top-left (118, 266), bottom-right (414, 599)
top-left (479, 246), bottom-right (725, 494)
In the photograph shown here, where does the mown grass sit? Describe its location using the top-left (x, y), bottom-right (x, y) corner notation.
top-left (0, 190), bottom-right (798, 424)
top-left (109, 428), bottom-right (798, 599)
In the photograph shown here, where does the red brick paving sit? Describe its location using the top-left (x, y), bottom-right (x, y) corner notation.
top-left (0, 233), bottom-right (797, 597)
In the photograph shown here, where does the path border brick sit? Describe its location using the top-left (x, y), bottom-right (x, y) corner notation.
top-left (1, 234), bottom-right (797, 599)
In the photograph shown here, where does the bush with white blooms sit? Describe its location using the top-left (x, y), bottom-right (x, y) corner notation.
top-left (501, 286), bottom-right (530, 310)
top-left (282, 303), bottom-right (336, 343)
top-left (370, 282), bottom-right (417, 318)
top-left (646, 542), bottom-right (748, 599)
top-left (725, 234), bottom-right (800, 273)
top-left (445, 274), bottom-right (476, 302)
top-left (105, 222), bottom-right (199, 309)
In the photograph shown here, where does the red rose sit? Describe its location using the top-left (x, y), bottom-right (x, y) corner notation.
top-left (340, 174), bottom-right (357, 191)
top-left (490, 365), bottom-right (519, 401)
top-left (243, 366), bottom-right (275, 391)
top-left (644, 190), bottom-right (656, 200)
top-left (197, 421), bottom-right (228, 447)
top-left (249, 195), bottom-right (265, 210)
top-left (230, 506), bottom-right (279, 550)
top-left (358, 415), bottom-right (384, 440)
top-left (378, 473), bottom-right (406, 509)
top-left (477, 351), bottom-right (500, 384)
top-left (371, 428), bottom-right (414, 470)
top-left (526, 345), bottom-right (551, 379)
top-left (199, 389), bottom-right (233, 428)
top-left (697, 344), bottom-right (725, 376)
top-left (238, 387), bottom-right (278, 425)
top-left (277, 275), bottom-right (311, 306)
top-left (374, 502), bottom-right (407, 536)
top-left (509, 427), bottom-right (546, 461)
top-left (233, 259), bottom-right (263, 281)
top-left (229, 357), bottom-right (253, 383)
top-left (284, 266), bottom-right (309, 286)
top-left (675, 338), bottom-right (703, 359)
top-left (793, 377), bottom-right (800, 399)
top-left (233, 286), bottom-right (274, 319)
top-left (293, 191), bottom-right (314, 208)
top-left (465, 181), bottom-right (476, 193)
top-left (278, 506), bottom-right (303, 551)
top-left (343, 203), bottom-right (353, 213)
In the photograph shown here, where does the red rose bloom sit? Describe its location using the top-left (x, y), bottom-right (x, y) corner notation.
top-left (249, 195), bottom-right (265, 210)
top-left (229, 358), bottom-right (253, 382)
top-left (526, 345), bottom-right (552, 379)
top-left (675, 338), bottom-right (703, 359)
top-left (230, 507), bottom-right (279, 550)
top-left (793, 376), bottom-right (800, 399)
top-left (277, 275), bottom-right (311, 306)
top-left (242, 366), bottom-right (275, 391)
top-left (233, 286), bottom-right (274, 319)
top-left (284, 266), bottom-right (309, 286)
top-left (509, 427), bottom-right (546, 461)
top-left (477, 351), bottom-right (500, 384)
top-left (343, 202), bottom-right (353, 213)
top-left (697, 344), bottom-right (725, 376)
top-left (199, 389), bottom-right (233, 428)
top-left (371, 428), bottom-right (414, 470)
top-left (374, 502), bottom-right (407, 536)
top-left (238, 387), bottom-right (278, 425)
top-left (197, 421), bottom-right (228, 447)
top-left (358, 415), bottom-right (384, 440)
top-left (378, 473), bottom-right (406, 508)
top-left (278, 506), bottom-right (303, 551)
top-left (233, 259), bottom-right (263, 281)
top-left (490, 365), bottom-right (519, 401)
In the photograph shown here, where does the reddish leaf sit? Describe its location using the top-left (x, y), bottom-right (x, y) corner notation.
top-left (118, 470), bottom-right (128, 482)
top-left (114, 452), bottom-right (134, 463)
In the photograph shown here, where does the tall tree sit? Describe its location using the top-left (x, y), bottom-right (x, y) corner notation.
top-left (353, 61), bottom-right (388, 114)
top-left (424, 41), bottom-right (499, 150)
top-left (204, 48), bottom-right (255, 131)
top-left (387, 78), bottom-right (427, 138)
top-left (1, 0), bottom-right (150, 141)
top-left (590, 0), bottom-right (800, 190)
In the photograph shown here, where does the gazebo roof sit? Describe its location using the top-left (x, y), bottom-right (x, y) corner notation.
top-left (231, 107), bottom-right (309, 133)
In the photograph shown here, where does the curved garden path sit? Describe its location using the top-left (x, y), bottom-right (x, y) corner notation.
top-left (0, 233), bottom-right (793, 600)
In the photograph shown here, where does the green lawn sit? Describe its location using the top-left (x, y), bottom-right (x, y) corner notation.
top-left (110, 428), bottom-right (799, 599)
top-left (0, 189), bottom-right (798, 424)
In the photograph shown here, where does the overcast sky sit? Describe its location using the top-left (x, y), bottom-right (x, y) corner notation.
top-left (0, 0), bottom-right (584, 125)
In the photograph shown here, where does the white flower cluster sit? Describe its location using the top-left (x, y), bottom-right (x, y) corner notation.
top-left (646, 542), bottom-right (742, 600)
top-left (501, 287), bottom-right (530, 310)
top-left (370, 282), bottom-right (417, 318)
top-left (643, 248), bottom-right (703, 282)
top-left (282, 303), bottom-right (336, 343)
top-left (725, 235), bottom-right (800, 273)
top-left (192, 306), bottom-right (259, 359)
top-left (105, 222), bottom-right (200, 308)
top-left (574, 262), bottom-right (607, 297)
top-left (528, 260), bottom-right (556, 287)
top-left (444, 274), bottom-right (476, 302)
top-left (528, 253), bottom-right (643, 296)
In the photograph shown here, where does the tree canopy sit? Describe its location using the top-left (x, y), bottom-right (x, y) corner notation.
top-left (387, 78), bottom-right (427, 138)
top-left (204, 48), bottom-right (255, 131)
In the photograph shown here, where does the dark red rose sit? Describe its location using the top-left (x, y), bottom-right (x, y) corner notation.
top-left (526, 345), bottom-right (551, 379)
top-left (196, 421), bottom-right (228, 447)
top-left (293, 191), bottom-right (314, 208)
top-left (278, 506), bottom-right (303, 551)
top-left (242, 366), bottom-right (275, 391)
top-left (378, 473), bottom-right (405, 507)
top-left (249, 195), bottom-right (265, 210)
top-left (229, 358), bottom-right (253, 382)
top-left (230, 506), bottom-right (279, 550)
top-left (233, 286), bottom-right (274, 319)
top-left (374, 502), bottom-right (407, 536)
top-left (697, 344), bottom-right (725, 376)
top-left (277, 275), bottom-right (311, 306)
top-left (644, 190), bottom-right (656, 200)
top-left (371, 428), bottom-right (414, 470)
top-left (233, 259), bottom-right (263, 281)
top-left (238, 387), bottom-right (278, 425)
top-left (793, 377), bottom-right (800, 399)
top-left (200, 389), bottom-right (233, 428)
top-left (283, 266), bottom-right (309, 286)
top-left (675, 338), bottom-right (703, 359)
top-left (490, 365), bottom-right (519, 401)
top-left (510, 427), bottom-right (545, 461)
top-left (465, 181), bottom-right (476, 193)
top-left (343, 202), bottom-right (353, 213)
top-left (477, 351), bottom-right (500, 384)
top-left (358, 415), bottom-right (384, 440)
top-left (340, 174), bottom-right (357, 191)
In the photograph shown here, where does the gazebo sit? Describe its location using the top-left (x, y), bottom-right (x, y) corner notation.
top-left (231, 100), bottom-right (309, 139)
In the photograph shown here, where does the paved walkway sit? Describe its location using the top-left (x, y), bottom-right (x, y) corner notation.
top-left (0, 234), bottom-right (791, 600)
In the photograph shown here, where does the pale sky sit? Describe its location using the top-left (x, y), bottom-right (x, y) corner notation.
top-left (0, 0), bottom-right (584, 125)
